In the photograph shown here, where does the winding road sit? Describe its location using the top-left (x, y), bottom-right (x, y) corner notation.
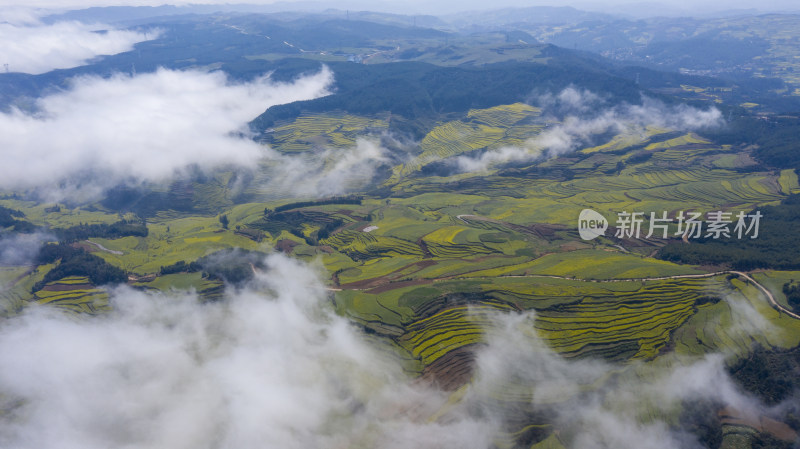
top-left (732, 270), bottom-right (800, 320)
top-left (84, 240), bottom-right (123, 255)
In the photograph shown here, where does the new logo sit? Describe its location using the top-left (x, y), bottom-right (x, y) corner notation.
top-left (578, 209), bottom-right (608, 240)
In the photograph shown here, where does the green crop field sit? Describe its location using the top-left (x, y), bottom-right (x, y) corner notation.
top-left (89, 219), bottom-right (263, 275)
top-left (390, 103), bottom-right (546, 180)
top-left (337, 270), bottom-right (800, 397)
top-left (265, 112), bottom-right (389, 153)
top-left (461, 250), bottom-right (703, 279)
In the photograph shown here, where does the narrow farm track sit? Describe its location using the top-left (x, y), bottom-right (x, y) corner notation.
top-left (733, 271), bottom-right (800, 320)
top-left (84, 240), bottom-right (123, 255)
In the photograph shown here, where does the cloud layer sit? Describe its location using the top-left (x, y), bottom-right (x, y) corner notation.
top-left (0, 253), bottom-right (791, 448)
top-left (465, 308), bottom-right (776, 449)
top-left (0, 254), bottom-right (493, 449)
top-left (0, 21), bottom-right (155, 74)
top-left (0, 232), bottom-right (52, 266)
top-left (0, 67), bottom-right (333, 200)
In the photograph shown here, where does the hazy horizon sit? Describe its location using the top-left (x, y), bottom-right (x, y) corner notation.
top-left (3, 0), bottom-right (800, 19)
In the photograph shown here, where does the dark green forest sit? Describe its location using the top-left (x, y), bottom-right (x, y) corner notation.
top-left (33, 244), bottom-right (127, 291)
top-left (54, 219), bottom-right (148, 242)
top-left (658, 195), bottom-right (800, 270)
top-left (248, 57), bottom-right (645, 138)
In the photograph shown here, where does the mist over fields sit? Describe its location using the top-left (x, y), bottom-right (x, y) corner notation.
top-left (0, 253), bottom-right (786, 449)
top-left (0, 255), bottom-right (495, 449)
top-left (0, 67), bottom-right (333, 199)
top-left (454, 88), bottom-right (724, 172)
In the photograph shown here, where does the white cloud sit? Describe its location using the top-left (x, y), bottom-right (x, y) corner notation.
top-left (456, 144), bottom-right (543, 173)
top-left (0, 66), bottom-right (333, 200)
top-left (0, 21), bottom-right (157, 74)
top-left (0, 7), bottom-right (50, 25)
top-left (536, 86), bottom-right (605, 115)
top-left (0, 232), bottom-right (52, 266)
top-left (261, 137), bottom-right (390, 198)
top-left (0, 253), bottom-right (495, 449)
top-left (0, 62), bottom-right (395, 202)
top-left (463, 308), bottom-right (769, 449)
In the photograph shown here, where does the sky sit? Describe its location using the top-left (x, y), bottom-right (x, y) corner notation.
top-left (1, 0), bottom-right (798, 16)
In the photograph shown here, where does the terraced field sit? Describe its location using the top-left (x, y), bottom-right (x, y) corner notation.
top-left (322, 229), bottom-right (424, 260)
top-left (337, 267), bottom-right (800, 422)
top-left (580, 126), bottom-right (669, 154)
top-left (461, 250), bottom-right (703, 279)
top-left (3, 119), bottom-right (796, 321)
top-left (0, 266), bottom-right (34, 315)
top-left (264, 112), bottom-right (389, 153)
top-left (533, 277), bottom-right (724, 360)
top-left (392, 103), bottom-right (545, 179)
top-left (33, 276), bottom-right (110, 314)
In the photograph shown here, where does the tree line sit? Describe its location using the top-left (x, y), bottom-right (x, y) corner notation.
top-left (33, 244), bottom-right (127, 292)
top-left (54, 219), bottom-right (148, 242)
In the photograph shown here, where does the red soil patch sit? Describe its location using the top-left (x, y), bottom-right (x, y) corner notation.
top-left (719, 407), bottom-right (798, 441)
top-left (40, 283), bottom-right (93, 292)
top-left (276, 239), bottom-right (299, 254)
top-left (72, 242), bottom-right (97, 253)
top-left (419, 344), bottom-right (481, 391)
